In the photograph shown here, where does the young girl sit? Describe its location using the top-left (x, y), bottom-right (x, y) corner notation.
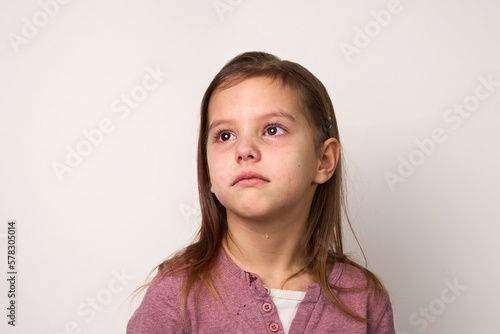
top-left (127, 52), bottom-right (394, 333)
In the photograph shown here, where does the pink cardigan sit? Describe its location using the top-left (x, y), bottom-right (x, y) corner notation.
top-left (127, 247), bottom-right (394, 333)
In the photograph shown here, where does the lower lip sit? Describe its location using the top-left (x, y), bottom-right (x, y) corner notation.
top-left (234, 178), bottom-right (269, 186)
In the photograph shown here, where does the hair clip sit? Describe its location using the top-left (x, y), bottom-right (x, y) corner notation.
top-left (321, 116), bottom-right (332, 132)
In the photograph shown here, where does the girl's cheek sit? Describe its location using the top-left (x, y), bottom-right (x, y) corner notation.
top-left (209, 163), bottom-right (231, 189)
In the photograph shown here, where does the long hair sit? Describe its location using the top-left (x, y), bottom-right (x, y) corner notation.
top-left (134, 51), bottom-right (386, 322)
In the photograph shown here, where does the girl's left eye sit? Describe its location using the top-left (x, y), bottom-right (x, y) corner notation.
top-left (264, 125), bottom-right (286, 136)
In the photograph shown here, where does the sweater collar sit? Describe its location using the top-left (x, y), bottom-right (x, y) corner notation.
top-left (216, 245), bottom-right (344, 301)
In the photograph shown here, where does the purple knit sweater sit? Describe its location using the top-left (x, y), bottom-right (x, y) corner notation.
top-left (127, 247), bottom-right (394, 333)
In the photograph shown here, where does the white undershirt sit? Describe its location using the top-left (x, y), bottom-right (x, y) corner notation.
top-left (268, 288), bottom-right (306, 334)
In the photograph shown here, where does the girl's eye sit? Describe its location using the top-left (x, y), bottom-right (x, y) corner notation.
top-left (215, 131), bottom-right (235, 142)
top-left (264, 125), bottom-right (286, 136)
top-left (214, 124), bottom-right (285, 141)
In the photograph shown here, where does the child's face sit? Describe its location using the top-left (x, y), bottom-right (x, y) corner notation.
top-left (206, 76), bottom-right (323, 223)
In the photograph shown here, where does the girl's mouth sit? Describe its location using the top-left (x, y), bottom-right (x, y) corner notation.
top-left (232, 171), bottom-right (269, 186)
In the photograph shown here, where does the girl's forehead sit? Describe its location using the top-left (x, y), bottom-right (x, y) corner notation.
top-left (207, 77), bottom-right (304, 120)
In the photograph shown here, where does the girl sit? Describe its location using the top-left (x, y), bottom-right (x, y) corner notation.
top-left (127, 52), bottom-right (394, 333)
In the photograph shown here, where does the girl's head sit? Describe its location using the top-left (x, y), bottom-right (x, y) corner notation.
top-left (134, 52), bottom-right (383, 324)
top-left (197, 51), bottom-right (345, 261)
top-left (140, 52), bottom-right (382, 323)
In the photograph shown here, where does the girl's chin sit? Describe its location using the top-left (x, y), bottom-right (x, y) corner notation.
top-left (225, 206), bottom-right (286, 222)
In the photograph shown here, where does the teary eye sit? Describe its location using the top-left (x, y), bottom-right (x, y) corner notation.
top-left (215, 130), bottom-right (235, 142)
top-left (264, 124), bottom-right (286, 136)
top-left (221, 132), bottom-right (231, 141)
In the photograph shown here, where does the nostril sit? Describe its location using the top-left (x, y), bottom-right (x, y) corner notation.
top-left (237, 154), bottom-right (255, 161)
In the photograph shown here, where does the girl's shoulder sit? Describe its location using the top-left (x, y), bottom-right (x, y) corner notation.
top-left (132, 255), bottom-right (190, 305)
top-left (329, 261), bottom-right (394, 329)
top-left (331, 260), bottom-right (391, 308)
top-left (331, 260), bottom-right (385, 290)
top-left (147, 269), bottom-right (185, 294)
top-left (127, 262), bottom-right (192, 333)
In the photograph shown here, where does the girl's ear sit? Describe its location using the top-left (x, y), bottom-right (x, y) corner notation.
top-left (313, 138), bottom-right (340, 184)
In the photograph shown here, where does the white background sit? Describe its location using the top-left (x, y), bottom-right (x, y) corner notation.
top-left (1, 0), bottom-right (499, 333)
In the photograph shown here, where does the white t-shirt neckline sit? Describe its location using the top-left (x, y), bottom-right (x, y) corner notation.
top-left (267, 287), bottom-right (306, 334)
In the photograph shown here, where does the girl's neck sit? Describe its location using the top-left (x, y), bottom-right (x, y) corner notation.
top-left (222, 213), bottom-right (315, 290)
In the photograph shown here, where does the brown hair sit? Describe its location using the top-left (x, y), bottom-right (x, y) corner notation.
top-left (134, 51), bottom-right (386, 322)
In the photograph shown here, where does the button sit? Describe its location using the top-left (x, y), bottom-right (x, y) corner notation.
top-left (269, 322), bottom-right (279, 332)
top-left (264, 287), bottom-right (270, 294)
top-left (262, 302), bottom-right (272, 312)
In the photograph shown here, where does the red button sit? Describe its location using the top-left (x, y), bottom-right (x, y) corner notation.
top-left (269, 322), bottom-right (279, 332)
top-left (262, 302), bottom-right (272, 312)
top-left (265, 287), bottom-right (270, 294)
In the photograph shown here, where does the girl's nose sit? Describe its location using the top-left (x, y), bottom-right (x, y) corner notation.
top-left (235, 137), bottom-right (261, 163)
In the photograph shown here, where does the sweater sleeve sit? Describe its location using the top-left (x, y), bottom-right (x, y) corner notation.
top-left (336, 263), bottom-right (395, 334)
top-left (127, 275), bottom-right (186, 334)
top-left (367, 290), bottom-right (395, 334)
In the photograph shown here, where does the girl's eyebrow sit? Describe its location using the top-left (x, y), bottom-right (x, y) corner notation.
top-left (261, 111), bottom-right (296, 123)
top-left (208, 110), bottom-right (296, 132)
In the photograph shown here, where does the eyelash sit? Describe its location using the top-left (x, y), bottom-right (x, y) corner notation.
top-left (213, 123), bottom-right (287, 141)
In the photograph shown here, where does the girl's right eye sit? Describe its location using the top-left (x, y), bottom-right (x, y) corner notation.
top-left (215, 131), bottom-right (235, 142)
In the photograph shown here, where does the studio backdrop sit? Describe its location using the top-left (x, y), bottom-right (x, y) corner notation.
top-left (1, 0), bottom-right (499, 333)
